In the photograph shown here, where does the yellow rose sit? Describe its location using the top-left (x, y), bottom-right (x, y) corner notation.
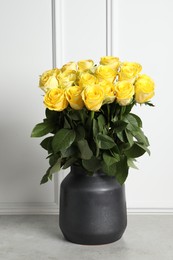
top-left (79, 72), bottom-right (98, 88)
top-left (57, 70), bottom-right (76, 88)
top-left (82, 85), bottom-right (104, 111)
top-left (99, 80), bottom-right (115, 104)
top-left (96, 65), bottom-right (117, 83)
top-left (65, 86), bottom-right (84, 110)
top-left (119, 62), bottom-right (142, 81)
top-left (115, 81), bottom-right (135, 106)
top-left (100, 56), bottom-right (120, 71)
top-left (39, 68), bottom-right (60, 92)
top-left (77, 60), bottom-right (94, 71)
top-left (44, 88), bottom-right (68, 111)
top-left (135, 74), bottom-right (155, 103)
top-left (61, 62), bottom-right (77, 72)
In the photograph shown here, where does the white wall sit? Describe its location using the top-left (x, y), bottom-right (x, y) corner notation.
top-left (112, 0), bottom-right (173, 212)
top-left (0, 0), bottom-right (58, 213)
top-left (0, 0), bottom-right (172, 214)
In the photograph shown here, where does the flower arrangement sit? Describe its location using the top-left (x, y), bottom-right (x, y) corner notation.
top-left (31, 56), bottom-right (155, 184)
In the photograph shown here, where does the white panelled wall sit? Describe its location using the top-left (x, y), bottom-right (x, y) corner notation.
top-left (0, 0), bottom-right (58, 214)
top-left (112, 0), bottom-right (173, 213)
top-left (0, 0), bottom-right (172, 214)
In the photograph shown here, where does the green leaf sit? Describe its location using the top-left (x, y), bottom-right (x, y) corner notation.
top-left (124, 143), bottom-right (147, 158)
top-left (68, 110), bottom-right (80, 121)
top-left (120, 143), bottom-right (131, 151)
top-left (102, 161), bottom-right (117, 176)
top-left (62, 157), bottom-right (77, 169)
top-left (112, 153), bottom-right (120, 162)
top-left (77, 139), bottom-right (93, 160)
top-left (116, 157), bottom-right (129, 184)
top-left (125, 114), bottom-right (144, 141)
top-left (64, 118), bottom-right (71, 129)
top-left (97, 115), bottom-right (106, 133)
top-left (40, 168), bottom-right (51, 184)
top-left (52, 129), bottom-right (76, 153)
top-left (145, 101), bottom-right (155, 107)
top-left (132, 129), bottom-right (149, 147)
top-left (129, 113), bottom-right (142, 128)
top-left (111, 115), bottom-right (118, 123)
top-left (49, 153), bottom-right (61, 166)
top-left (40, 137), bottom-right (53, 153)
top-left (113, 120), bottom-right (128, 133)
top-left (127, 158), bottom-right (138, 169)
top-left (110, 144), bottom-right (120, 155)
top-left (93, 119), bottom-right (99, 138)
top-left (31, 122), bottom-right (54, 137)
top-left (126, 123), bottom-right (138, 132)
top-left (125, 130), bottom-right (134, 147)
top-left (76, 125), bottom-right (85, 141)
top-left (103, 153), bottom-right (120, 166)
top-left (125, 114), bottom-right (138, 128)
top-left (116, 132), bottom-right (125, 142)
top-left (79, 109), bottom-right (87, 123)
top-left (50, 159), bottom-right (61, 175)
top-left (46, 108), bottom-right (58, 120)
top-left (97, 134), bottom-right (115, 149)
top-left (137, 143), bottom-right (150, 155)
top-left (82, 156), bottom-right (101, 172)
top-left (122, 103), bottom-right (135, 116)
top-left (61, 145), bottom-right (78, 158)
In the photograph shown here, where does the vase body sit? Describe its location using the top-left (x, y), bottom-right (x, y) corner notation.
top-left (59, 166), bottom-right (127, 245)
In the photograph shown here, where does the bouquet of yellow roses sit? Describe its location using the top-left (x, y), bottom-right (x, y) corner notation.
top-left (31, 56), bottom-right (155, 184)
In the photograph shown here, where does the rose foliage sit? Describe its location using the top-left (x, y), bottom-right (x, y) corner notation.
top-left (31, 56), bottom-right (155, 185)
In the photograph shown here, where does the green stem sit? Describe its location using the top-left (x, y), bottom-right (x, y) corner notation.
top-left (107, 104), bottom-right (110, 129)
top-left (90, 110), bottom-right (99, 157)
top-left (120, 106), bottom-right (125, 120)
top-left (79, 110), bottom-right (85, 125)
top-left (88, 110), bottom-right (95, 138)
top-left (65, 113), bottom-right (73, 129)
top-left (96, 145), bottom-right (99, 158)
top-left (90, 111), bottom-right (95, 121)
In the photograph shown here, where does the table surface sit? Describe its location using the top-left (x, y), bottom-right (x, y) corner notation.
top-left (0, 215), bottom-right (173, 260)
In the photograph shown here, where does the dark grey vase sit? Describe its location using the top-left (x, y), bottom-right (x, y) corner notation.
top-left (59, 165), bottom-right (127, 245)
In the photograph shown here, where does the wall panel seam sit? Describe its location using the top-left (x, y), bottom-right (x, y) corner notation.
top-left (52, 0), bottom-right (57, 68)
top-left (111, 0), bottom-right (119, 56)
top-left (52, 0), bottom-right (62, 207)
top-left (106, 0), bottom-right (112, 55)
